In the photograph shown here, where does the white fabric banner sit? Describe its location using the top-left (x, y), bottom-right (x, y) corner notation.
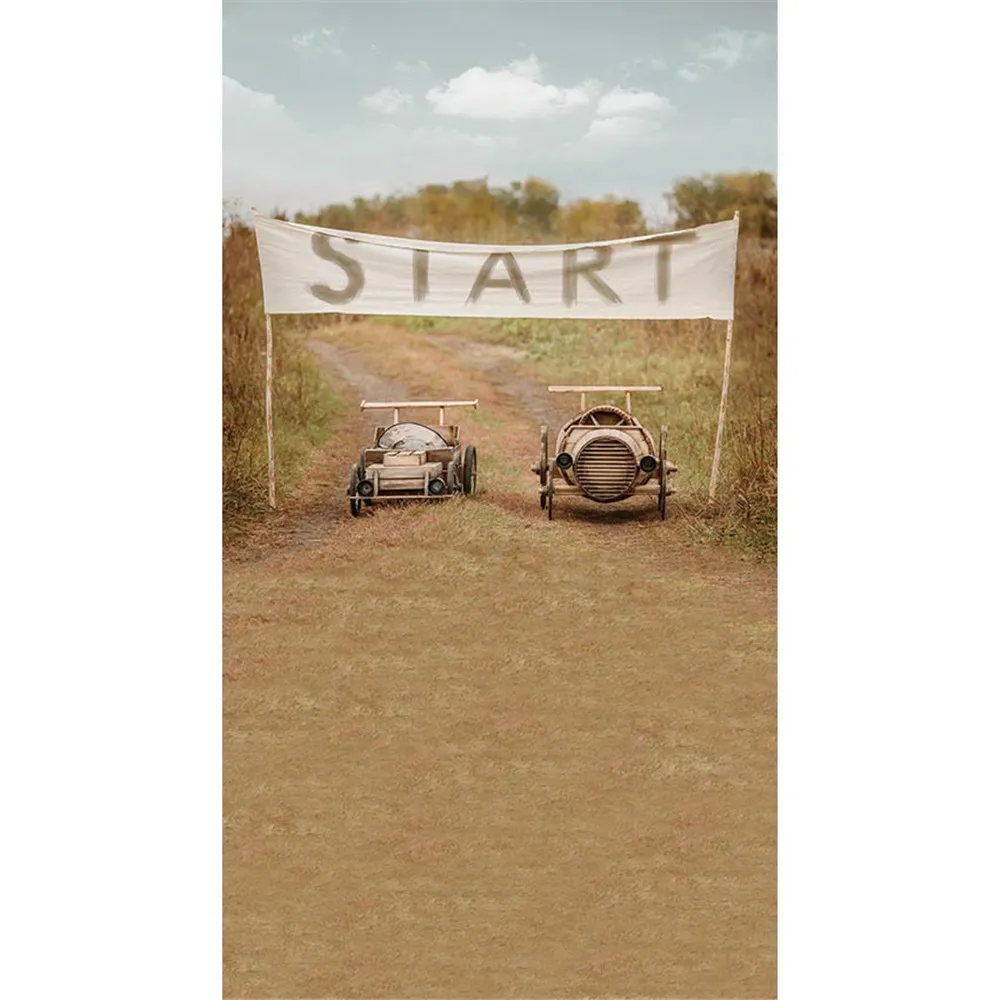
top-left (252, 212), bottom-right (739, 320)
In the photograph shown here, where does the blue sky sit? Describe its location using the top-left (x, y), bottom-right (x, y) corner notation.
top-left (223, 1), bottom-right (776, 224)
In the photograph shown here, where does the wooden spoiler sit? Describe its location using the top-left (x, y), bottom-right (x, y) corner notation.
top-left (547, 385), bottom-right (662, 414)
top-left (360, 399), bottom-right (479, 424)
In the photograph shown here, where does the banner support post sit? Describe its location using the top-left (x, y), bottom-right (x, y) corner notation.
top-left (708, 210), bottom-right (740, 504)
top-left (249, 208), bottom-right (277, 511)
top-left (265, 313), bottom-right (276, 510)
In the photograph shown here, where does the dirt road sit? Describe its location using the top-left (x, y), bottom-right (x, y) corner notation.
top-left (223, 320), bottom-right (776, 998)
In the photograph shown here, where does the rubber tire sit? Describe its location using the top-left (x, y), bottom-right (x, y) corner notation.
top-left (462, 445), bottom-right (478, 495)
top-left (658, 426), bottom-right (667, 520)
top-left (538, 425), bottom-right (549, 487)
top-left (359, 451), bottom-right (373, 507)
top-left (348, 464), bottom-right (362, 517)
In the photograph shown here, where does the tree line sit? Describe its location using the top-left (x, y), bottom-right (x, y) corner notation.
top-left (281, 172), bottom-right (776, 243)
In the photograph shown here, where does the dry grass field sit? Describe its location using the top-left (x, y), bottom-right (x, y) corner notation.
top-left (223, 319), bottom-right (776, 997)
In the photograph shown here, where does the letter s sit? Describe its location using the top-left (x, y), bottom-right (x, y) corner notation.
top-left (309, 234), bottom-right (365, 305)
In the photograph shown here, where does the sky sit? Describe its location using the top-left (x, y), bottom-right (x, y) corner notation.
top-left (222, 1), bottom-right (776, 224)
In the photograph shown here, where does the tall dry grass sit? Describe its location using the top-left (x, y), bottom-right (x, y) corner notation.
top-left (222, 216), bottom-right (341, 536)
top-left (707, 238), bottom-right (777, 553)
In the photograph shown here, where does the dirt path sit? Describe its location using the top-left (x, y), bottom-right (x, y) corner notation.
top-left (419, 332), bottom-right (557, 423)
top-left (307, 337), bottom-right (411, 403)
top-left (224, 321), bottom-right (776, 998)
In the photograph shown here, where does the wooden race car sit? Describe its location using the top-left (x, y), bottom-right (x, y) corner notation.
top-left (347, 400), bottom-right (479, 516)
top-left (534, 385), bottom-right (677, 520)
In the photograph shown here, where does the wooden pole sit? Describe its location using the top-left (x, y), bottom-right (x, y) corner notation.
top-left (708, 210), bottom-right (740, 504)
top-left (265, 313), bottom-right (276, 510)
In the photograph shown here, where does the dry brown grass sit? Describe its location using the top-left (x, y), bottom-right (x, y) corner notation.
top-left (225, 507), bottom-right (775, 998)
top-left (224, 326), bottom-right (776, 997)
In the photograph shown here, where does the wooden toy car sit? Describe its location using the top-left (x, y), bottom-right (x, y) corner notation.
top-left (533, 386), bottom-right (677, 520)
top-left (347, 400), bottom-right (479, 516)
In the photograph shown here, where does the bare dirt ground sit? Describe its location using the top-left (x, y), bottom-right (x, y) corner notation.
top-left (223, 320), bottom-right (776, 998)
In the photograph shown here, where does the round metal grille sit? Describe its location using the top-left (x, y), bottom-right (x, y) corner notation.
top-left (574, 437), bottom-right (638, 501)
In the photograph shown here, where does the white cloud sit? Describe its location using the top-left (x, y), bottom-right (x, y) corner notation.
top-left (223, 76), bottom-right (289, 124)
top-left (560, 115), bottom-right (667, 162)
top-left (595, 86), bottom-right (671, 118)
top-left (583, 116), bottom-right (659, 142)
top-left (677, 63), bottom-right (709, 83)
top-left (362, 87), bottom-right (414, 114)
top-left (506, 54), bottom-right (544, 82)
top-left (426, 53), bottom-right (592, 120)
top-left (292, 32), bottom-right (314, 51)
top-left (688, 29), bottom-right (771, 70)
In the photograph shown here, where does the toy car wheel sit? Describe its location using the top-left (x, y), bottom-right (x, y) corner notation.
top-left (348, 464), bottom-right (362, 518)
top-left (536, 425), bottom-right (549, 486)
top-left (658, 426), bottom-right (668, 520)
top-left (546, 460), bottom-right (555, 520)
top-left (462, 445), bottom-right (478, 495)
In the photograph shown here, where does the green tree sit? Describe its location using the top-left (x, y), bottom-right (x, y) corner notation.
top-left (515, 177), bottom-right (560, 238)
top-left (666, 172), bottom-right (777, 238)
top-left (557, 197), bottom-right (646, 242)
